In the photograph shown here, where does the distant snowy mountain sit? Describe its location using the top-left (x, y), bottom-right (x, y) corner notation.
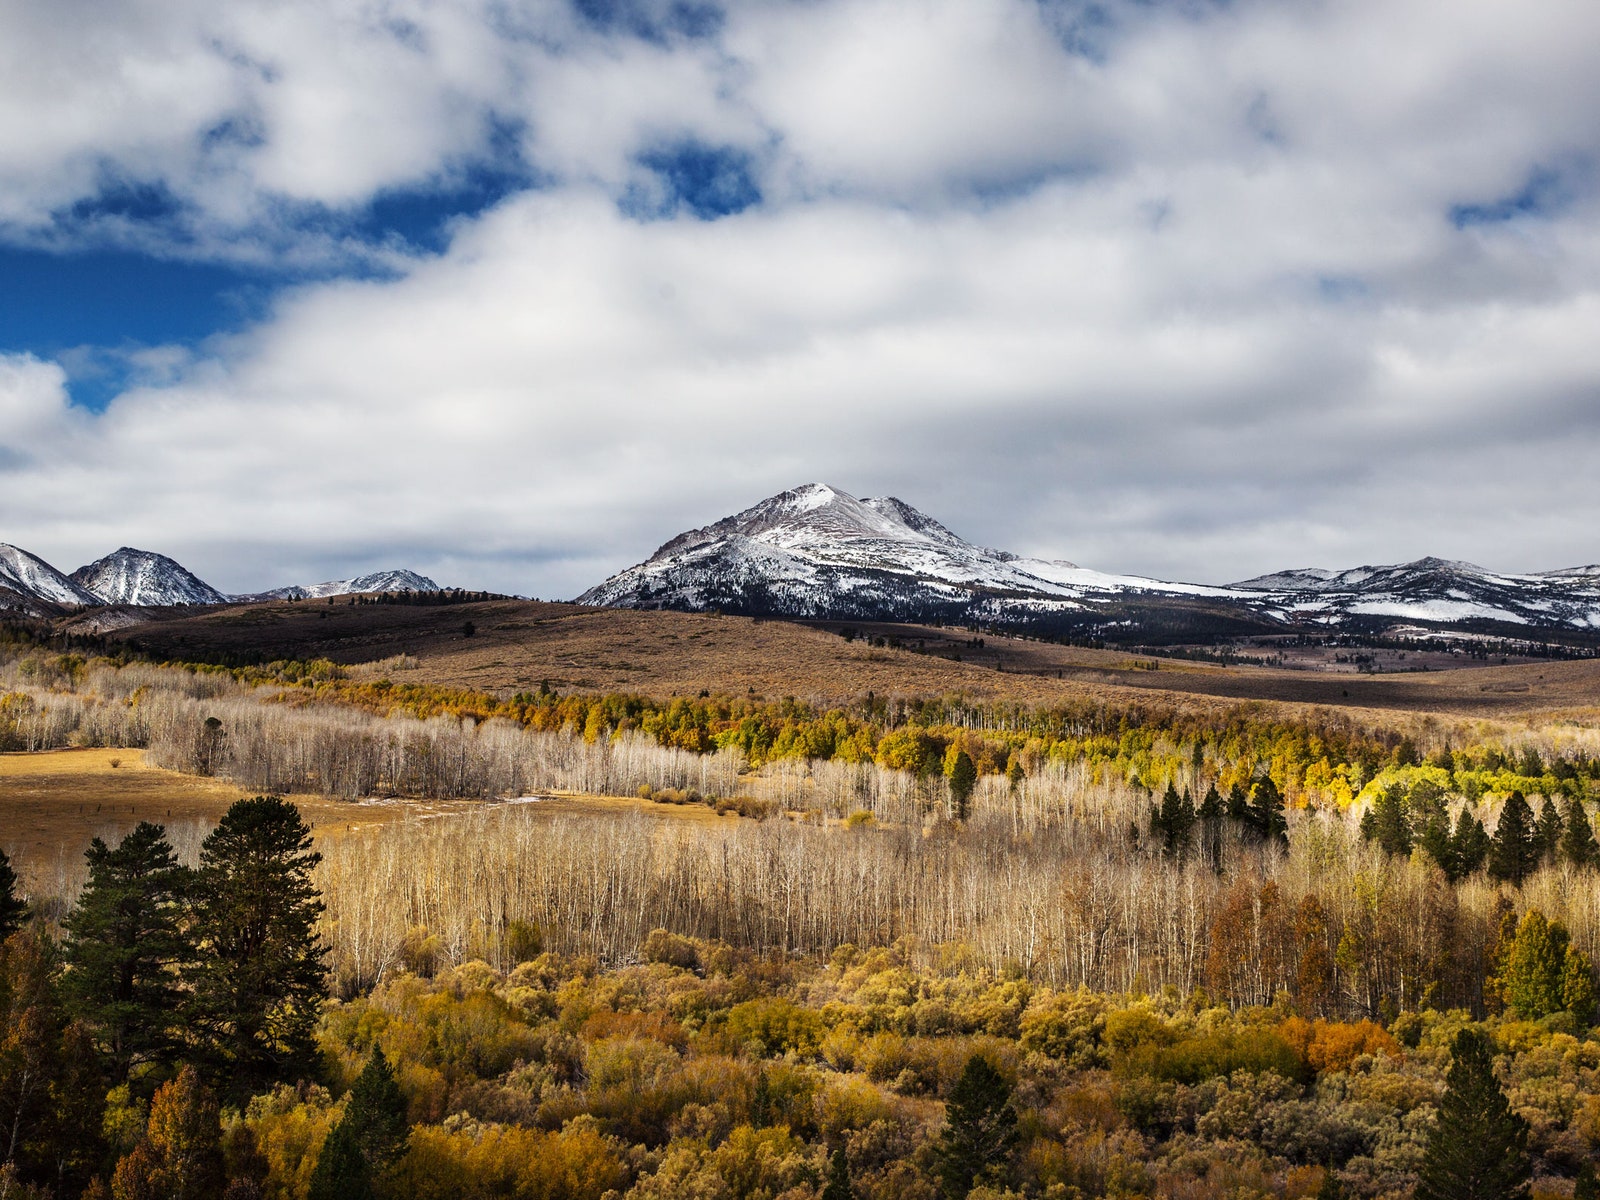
top-left (578, 484), bottom-right (1244, 626)
top-left (0, 543), bottom-right (99, 612)
top-left (1229, 557), bottom-right (1600, 630)
top-left (72, 548), bottom-right (227, 607)
top-left (236, 569), bottom-right (441, 602)
top-left (578, 484), bottom-right (1600, 640)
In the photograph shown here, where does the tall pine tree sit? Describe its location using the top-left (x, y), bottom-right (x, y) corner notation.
top-left (185, 798), bottom-right (327, 1104)
top-left (1416, 1028), bottom-right (1530, 1200)
top-left (1533, 801), bottom-right (1564, 865)
top-left (1452, 810), bottom-right (1491, 877)
top-left (1561, 798), bottom-right (1598, 868)
top-left (309, 1046), bottom-right (408, 1200)
top-left (933, 1054), bottom-right (1019, 1199)
top-left (1490, 793), bottom-right (1539, 886)
top-left (62, 823), bottom-right (192, 1083)
top-left (1251, 777), bottom-right (1289, 844)
top-left (0, 847), bottom-right (28, 938)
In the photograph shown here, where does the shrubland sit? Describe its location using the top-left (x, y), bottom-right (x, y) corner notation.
top-left (3, 644), bottom-right (1600, 1197)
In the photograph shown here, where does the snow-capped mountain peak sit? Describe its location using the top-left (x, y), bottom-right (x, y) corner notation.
top-left (578, 486), bottom-right (1600, 637)
top-left (71, 547), bottom-right (227, 607)
top-left (237, 568), bottom-right (442, 601)
top-left (0, 543), bottom-right (100, 607)
top-left (579, 483), bottom-right (1185, 619)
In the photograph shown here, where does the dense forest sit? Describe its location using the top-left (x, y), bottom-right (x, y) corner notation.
top-left (3, 646), bottom-right (1600, 1197)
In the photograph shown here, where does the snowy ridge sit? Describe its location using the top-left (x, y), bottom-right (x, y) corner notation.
top-left (0, 543), bottom-right (100, 609)
top-left (581, 484), bottom-right (1254, 621)
top-left (71, 548), bottom-right (227, 606)
top-left (578, 484), bottom-right (1600, 636)
top-left (1230, 556), bottom-right (1600, 630)
top-left (237, 569), bottom-right (441, 602)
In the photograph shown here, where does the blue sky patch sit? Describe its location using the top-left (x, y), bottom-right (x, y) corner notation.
top-left (573, 0), bottom-right (723, 43)
top-left (1450, 165), bottom-right (1580, 228)
top-left (628, 141), bottom-right (761, 220)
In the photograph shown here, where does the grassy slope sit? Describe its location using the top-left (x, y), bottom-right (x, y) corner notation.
top-left (87, 598), bottom-right (1600, 721)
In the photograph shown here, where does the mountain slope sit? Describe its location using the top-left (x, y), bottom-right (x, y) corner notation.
top-left (1231, 557), bottom-right (1600, 630)
top-left (0, 543), bottom-right (100, 611)
top-left (579, 485), bottom-right (1600, 641)
top-left (577, 484), bottom-right (1249, 628)
top-left (237, 569), bottom-right (441, 602)
top-left (72, 547), bottom-right (227, 606)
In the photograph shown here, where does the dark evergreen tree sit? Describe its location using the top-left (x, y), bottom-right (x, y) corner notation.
top-left (307, 1119), bottom-right (370, 1200)
top-left (1226, 783), bottom-right (1253, 826)
top-left (1574, 1161), bottom-right (1598, 1200)
top-left (1416, 808), bottom-right (1456, 879)
top-left (62, 823), bottom-right (192, 1083)
top-left (1317, 1165), bottom-right (1346, 1199)
top-left (307, 1048), bottom-right (407, 1200)
top-left (1561, 798), bottom-right (1598, 869)
top-left (1251, 777), bottom-right (1288, 844)
top-left (1452, 811), bottom-right (1491, 877)
top-left (185, 798), bottom-right (327, 1104)
top-left (1158, 783), bottom-right (1195, 857)
top-left (1415, 1028), bottom-right (1530, 1200)
top-left (821, 1144), bottom-right (853, 1200)
top-left (0, 846), bottom-right (28, 938)
top-left (1534, 801), bottom-right (1564, 864)
top-left (1490, 793), bottom-right (1539, 886)
top-left (944, 749), bottom-right (977, 821)
top-left (933, 1054), bottom-right (1019, 1199)
top-left (1364, 784), bottom-right (1412, 857)
top-left (1198, 784), bottom-right (1225, 873)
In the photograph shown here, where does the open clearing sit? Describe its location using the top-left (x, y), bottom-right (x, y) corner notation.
top-left (0, 748), bottom-right (739, 884)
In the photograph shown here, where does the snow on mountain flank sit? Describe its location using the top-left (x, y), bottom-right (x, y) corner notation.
top-left (0, 543), bottom-right (100, 607)
top-left (237, 569), bottom-right (442, 602)
top-left (577, 484), bottom-right (1600, 637)
top-left (71, 547), bottom-right (228, 606)
top-left (578, 483), bottom-right (1240, 622)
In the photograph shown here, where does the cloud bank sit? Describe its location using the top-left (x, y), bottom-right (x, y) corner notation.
top-left (1, 0), bottom-right (1597, 596)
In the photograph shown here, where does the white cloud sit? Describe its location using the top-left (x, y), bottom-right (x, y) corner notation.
top-left (0, 0), bottom-right (1598, 594)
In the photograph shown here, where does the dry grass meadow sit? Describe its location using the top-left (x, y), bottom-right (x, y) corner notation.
top-left (0, 745), bottom-right (739, 895)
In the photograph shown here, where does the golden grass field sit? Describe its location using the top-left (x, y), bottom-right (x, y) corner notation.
top-left (0, 747), bottom-right (738, 884)
top-left (98, 597), bottom-right (1600, 722)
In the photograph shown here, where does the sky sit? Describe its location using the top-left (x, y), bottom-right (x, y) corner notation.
top-left (1, 0), bottom-right (1598, 598)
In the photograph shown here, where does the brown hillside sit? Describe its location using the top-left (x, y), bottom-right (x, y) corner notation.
top-left (82, 598), bottom-right (1600, 722)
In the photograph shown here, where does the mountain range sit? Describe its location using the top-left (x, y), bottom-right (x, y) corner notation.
top-left (578, 484), bottom-right (1600, 642)
top-left (6, 486), bottom-right (1597, 643)
top-left (0, 544), bottom-right (441, 616)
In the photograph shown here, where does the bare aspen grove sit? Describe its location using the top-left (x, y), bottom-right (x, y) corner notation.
top-left (4, 648), bottom-right (1599, 1014)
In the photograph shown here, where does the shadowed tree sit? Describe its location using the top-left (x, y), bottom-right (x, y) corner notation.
top-left (308, 1047), bottom-right (408, 1200)
top-left (1251, 777), bottom-right (1288, 844)
top-left (1452, 810), bottom-right (1491, 877)
top-left (185, 798), bottom-right (326, 1104)
top-left (1416, 1028), bottom-right (1529, 1200)
top-left (1562, 798), bottom-right (1598, 868)
top-left (821, 1144), bottom-right (853, 1200)
top-left (1534, 800), bottom-right (1564, 864)
top-left (944, 747), bottom-right (977, 822)
top-left (1490, 793), bottom-right (1538, 886)
top-left (933, 1054), bottom-right (1018, 1199)
top-left (0, 848), bottom-right (27, 938)
top-left (62, 823), bottom-right (192, 1084)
